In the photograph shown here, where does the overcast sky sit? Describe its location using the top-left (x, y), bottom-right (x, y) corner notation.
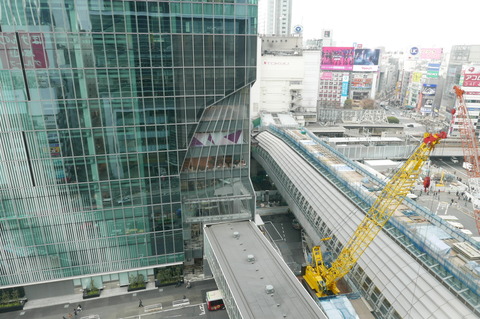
top-left (291, 0), bottom-right (477, 51)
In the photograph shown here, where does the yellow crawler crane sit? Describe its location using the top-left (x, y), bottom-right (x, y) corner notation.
top-left (304, 131), bottom-right (447, 297)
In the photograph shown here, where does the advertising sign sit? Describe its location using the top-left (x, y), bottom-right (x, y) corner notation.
top-left (427, 63), bottom-right (440, 78)
top-left (321, 47), bottom-right (354, 71)
top-left (420, 48), bottom-right (443, 60)
top-left (351, 74), bottom-right (373, 88)
top-left (0, 33), bottom-right (21, 69)
top-left (49, 143), bottom-right (61, 157)
top-left (352, 49), bottom-right (380, 72)
top-left (461, 65), bottom-right (480, 87)
top-left (412, 72), bottom-right (423, 83)
top-left (422, 84), bottom-right (437, 96)
top-left (341, 74), bottom-right (349, 105)
top-left (320, 72), bottom-right (333, 80)
top-left (420, 107), bottom-right (432, 113)
top-left (18, 32), bottom-right (49, 69)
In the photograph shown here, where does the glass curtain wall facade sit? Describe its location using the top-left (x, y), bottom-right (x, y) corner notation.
top-left (0, 0), bottom-right (257, 287)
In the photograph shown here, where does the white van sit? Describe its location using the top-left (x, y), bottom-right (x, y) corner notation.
top-left (447, 221), bottom-right (464, 229)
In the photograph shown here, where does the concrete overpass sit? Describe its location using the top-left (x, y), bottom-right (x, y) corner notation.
top-left (251, 126), bottom-right (480, 319)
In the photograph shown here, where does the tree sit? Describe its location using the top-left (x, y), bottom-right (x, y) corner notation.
top-left (387, 116), bottom-right (399, 124)
top-left (359, 98), bottom-right (375, 109)
top-left (1, 291), bottom-right (10, 305)
top-left (343, 99), bottom-right (353, 109)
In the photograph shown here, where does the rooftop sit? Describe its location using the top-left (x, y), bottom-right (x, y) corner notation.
top-left (204, 220), bottom-right (327, 319)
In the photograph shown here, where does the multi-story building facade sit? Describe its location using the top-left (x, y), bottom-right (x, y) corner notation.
top-left (0, 0), bottom-right (257, 299)
top-left (251, 36), bottom-right (303, 115)
top-left (442, 45), bottom-right (480, 110)
top-left (258, 0), bottom-right (292, 36)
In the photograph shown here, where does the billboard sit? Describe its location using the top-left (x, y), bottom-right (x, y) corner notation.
top-left (461, 65), bottom-right (480, 87)
top-left (352, 49), bottom-right (380, 72)
top-left (321, 47), bottom-right (354, 71)
top-left (351, 74), bottom-right (373, 88)
top-left (0, 32), bottom-right (49, 69)
top-left (427, 63), bottom-right (440, 78)
top-left (420, 48), bottom-right (443, 60)
top-left (18, 32), bottom-right (49, 69)
top-left (412, 72), bottom-right (423, 83)
top-left (422, 84), bottom-right (437, 96)
top-left (340, 74), bottom-right (349, 105)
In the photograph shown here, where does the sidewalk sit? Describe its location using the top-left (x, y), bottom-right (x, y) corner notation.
top-left (23, 265), bottom-right (205, 311)
top-left (23, 282), bottom-right (159, 310)
top-left (10, 277), bottom-right (217, 319)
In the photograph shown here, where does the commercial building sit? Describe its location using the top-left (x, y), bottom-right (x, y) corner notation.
top-left (0, 0), bottom-right (257, 299)
top-left (441, 45), bottom-right (480, 110)
top-left (449, 65), bottom-right (480, 136)
top-left (251, 36), bottom-right (304, 115)
top-left (318, 47), bottom-right (381, 108)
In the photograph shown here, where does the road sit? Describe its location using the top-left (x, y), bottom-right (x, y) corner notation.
top-left (415, 158), bottom-right (479, 236)
top-left (261, 212), bottom-right (305, 275)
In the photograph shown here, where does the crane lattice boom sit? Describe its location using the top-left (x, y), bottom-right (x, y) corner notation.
top-left (304, 132), bottom-right (446, 296)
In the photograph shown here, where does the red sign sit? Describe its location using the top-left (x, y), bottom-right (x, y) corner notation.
top-left (0, 32), bottom-right (49, 69)
top-left (463, 74), bottom-right (480, 87)
top-left (351, 78), bottom-right (372, 88)
top-left (19, 32), bottom-right (49, 69)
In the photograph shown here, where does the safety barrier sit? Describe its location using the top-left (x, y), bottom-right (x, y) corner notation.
top-left (254, 126), bottom-right (480, 308)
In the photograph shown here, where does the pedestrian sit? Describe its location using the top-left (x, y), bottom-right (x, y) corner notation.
top-left (77, 304), bottom-right (82, 312)
top-left (74, 309), bottom-right (77, 316)
top-left (138, 299), bottom-right (144, 307)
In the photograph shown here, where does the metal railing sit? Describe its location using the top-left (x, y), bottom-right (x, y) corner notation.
top-left (254, 126), bottom-right (480, 309)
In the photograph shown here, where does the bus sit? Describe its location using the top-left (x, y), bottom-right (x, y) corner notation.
top-left (206, 290), bottom-right (225, 311)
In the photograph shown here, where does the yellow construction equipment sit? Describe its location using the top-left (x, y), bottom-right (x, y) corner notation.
top-left (436, 171), bottom-right (445, 187)
top-left (303, 131), bottom-right (447, 297)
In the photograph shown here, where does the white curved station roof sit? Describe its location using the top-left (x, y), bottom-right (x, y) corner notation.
top-left (255, 130), bottom-right (477, 319)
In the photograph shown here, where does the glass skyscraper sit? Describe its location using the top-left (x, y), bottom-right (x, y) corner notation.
top-left (0, 0), bottom-right (257, 296)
